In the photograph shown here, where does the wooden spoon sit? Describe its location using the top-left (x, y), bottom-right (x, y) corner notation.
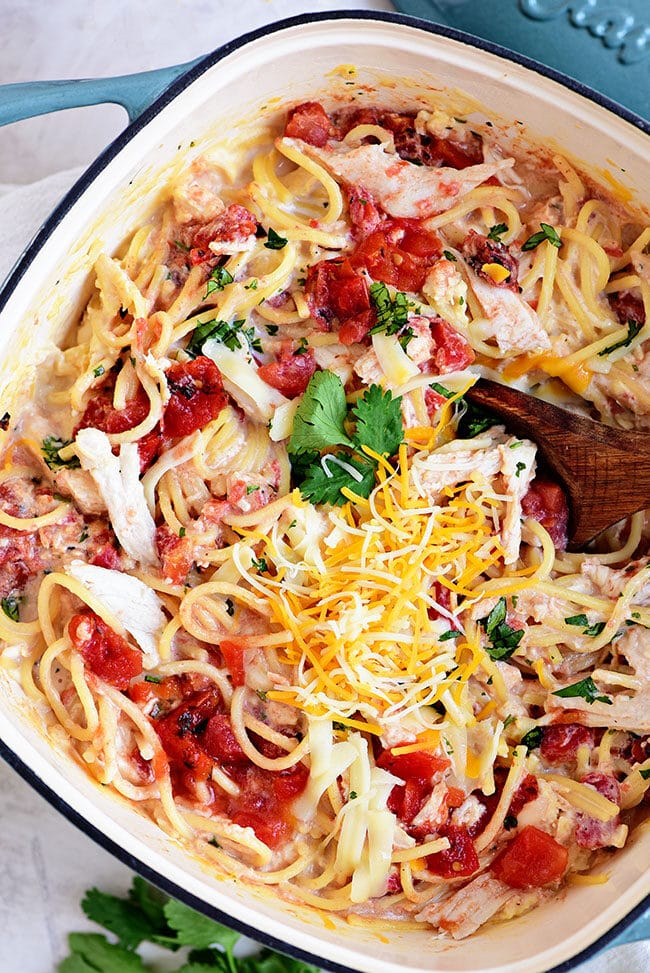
top-left (464, 378), bottom-right (650, 550)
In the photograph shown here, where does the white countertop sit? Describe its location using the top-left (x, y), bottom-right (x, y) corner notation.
top-left (0, 3), bottom-right (646, 971)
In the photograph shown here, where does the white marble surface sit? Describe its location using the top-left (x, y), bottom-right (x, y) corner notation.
top-left (0, 3), bottom-right (647, 971)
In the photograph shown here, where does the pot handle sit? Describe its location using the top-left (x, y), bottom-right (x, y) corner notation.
top-left (0, 58), bottom-right (202, 128)
top-left (605, 904), bottom-right (650, 950)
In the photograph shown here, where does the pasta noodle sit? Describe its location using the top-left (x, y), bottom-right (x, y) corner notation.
top-left (1, 94), bottom-right (650, 942)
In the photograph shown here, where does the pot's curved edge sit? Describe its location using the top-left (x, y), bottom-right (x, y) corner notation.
top-left (0, 10), bottom-right (648, 972)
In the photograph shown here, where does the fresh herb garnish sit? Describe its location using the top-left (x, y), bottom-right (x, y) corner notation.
top-left (430, 382), bottom-right (453, 400)
top-left (266, 324), bottom-right (279, 336)
top-left (552, 676), bottom-right (612, 706)
top-left (186, 317), bottom-right (260, 357)
top-left (521, 223), bottom-right (562, 251)
top-left (204, 265), bottom-right (234, 299)
top-left (442, 250), bottom-right (457, 262)
top-left (598, 319), bottom-right (643, 357)
top-left (487, 222), bottom-right (508, 242)
top-left (294, 337), bottom-right (309, 356)
top-left (264, 227), bottom-right (288, 250)
top-left (58, 876), bottom-right (318, 973)
top-left (439, 629), bottom-right (461, 641)
top-left (174, 239), bottom-right (191, 253)
top-left (515, 461), bottom-right (526, 477)
top-left (479, 597), bottom-right (524, 660)
top-left (289, 372), bottom-right (403, 506)
top-left (1, 595), bottom-right (20, 622)
top-left (640, 768), bottom-right (650, 780)
top-left (144, 675), bottom-right (161, 684)
top-left (457, 400), bottom-right (496, 439)
top-left (42, 436), bottom-right (81, 470)
top-left (503, 714), bottom-right (516, 729)
top-left (349, 791), bottom-right (358, 800)
top-left (78, 527), bottom-right (89, 543)
top-left (93, 365), bottom-right (105, 378)
top-left (520, 726), bottom-right (543, 752)
top-left (178, 527), bottom-right (186, 538)
top-left (368, 282), bottom-right (413, 346)
top-left (251, 556), bottom-right (268, 572)
top-left (564, 614), bottom-right (605, 637)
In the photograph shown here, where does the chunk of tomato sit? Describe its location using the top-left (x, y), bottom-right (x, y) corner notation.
top-left (284, 101), bottom-right (332, 147)
top-left (163, 356), bottom-right (227, 438)
top-left (68, 610), bottom-right (142, 690)
top-left (219, 638), bottom-right (246, 687)
top-left (427, 825), bottom-right (480, 878)
top-left (377, 748), bottom-right (450, 780)
top-left (491, 825), bottom-right (568, 888)
top-left (540, 723), bottom-right (594, 765)
top-left (521, 476), bottom-right (569, 550)
top-left (257, 348), bottom-right (317, 397)
top-left (429, 318), bottom-right (475, 373)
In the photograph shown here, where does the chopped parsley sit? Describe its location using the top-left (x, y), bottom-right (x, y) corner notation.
top-left (443, 249), bottom-right (457, 262)
top-left (265, 323), bottom-right (279, 336)
top-left (144, 675), bottom-right (161, 684)
top-left (256, 689), bottom-right (268, 702)
top-left (204, 264), bottom-right (234, 299)
top-left (503, 714), bottom-right (516, 730)
top-left (42, 436), bottom-right (81, 470)
top-left (640, 768), bottom-right (650, 780)
top-left (597, 319), bottom-right (643, 357)
top-left (264, 227), bottom-right (288, 250)
top-left (430, 382), bottom-right (454, 399)
top-left (439, 629), bottom-right (461, 641)
top-left (515, 461), bottom-right (526, 477)
top-left (245, 278), bottom-right (258, 290)
top-left (78, 527), bottom-right (89, 543)
top-left (349, 791), bottom-right (358, 800)
top-left (487, 222), bottom-right (508, 242)
top-left (479, 597), bottom-right (524, 660)
top-left (294, 337), bottom-right (309, 355)
top-left (456, 400), bottom-right (496, 439)
top-left (251, 556), bottom-right (268, 572)
top-left (521, 222), bottom-right (562, 251)
top-left (178, 527), bottom-right (186, 538)
top-left (289, 372), bottom-right (403, 506)
top-left (93, 365), bottom-right (105, 378)
top-left (552, 676), bottom-right (612, 706)
top-left (1, 595), bottom-right (20, 622)
top-left (520, 726), bottom-right (543, 752)
top-left (246, 485), bottom-right (260, 495)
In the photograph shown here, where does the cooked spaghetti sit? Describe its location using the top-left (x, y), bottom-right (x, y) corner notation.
top-left (1, 96), bottom-right (650, 939)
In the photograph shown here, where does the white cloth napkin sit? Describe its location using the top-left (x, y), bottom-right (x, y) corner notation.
top-left (0, 169), bottom-right (648, 973)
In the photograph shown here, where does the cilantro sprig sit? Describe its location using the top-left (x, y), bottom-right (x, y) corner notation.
top-left (59, 877), bottom-right (317, 973)
top-left (597, 319), bottom-right (643, 358)
top-left (487, 223), bottom-right (508, 242)
top-left (186, 318), bottom-right (261, 357)
top-left (288, 371), bottom-right (403, 506)
top-left (204, 265), bottom-right (234, 300)
top-left (479, 597), bottom-right (524, 660)
top-left (552, 676), bottom-right (612, 706)
top-left (564, 614), bottom-right (606, 637)
top-left (42, 436), bottom-right (81, 470)
top-left (521, 223), bottom-right (562, 252)
top-left (367, 282), bottom-right (414, 348)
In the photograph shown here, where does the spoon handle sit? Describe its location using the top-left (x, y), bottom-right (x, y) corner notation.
top-left (466, 379), bottom-right (650, 548)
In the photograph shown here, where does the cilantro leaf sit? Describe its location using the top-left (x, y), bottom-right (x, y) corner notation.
top-left (439, 629), bottom-right (461, 641)
top-left (204, 265), bottom-right (234, 300)
top-left (552, 676), bottom-right (612, 705)
top-left (487, 222), bottom-right (508, 242)
top-left (289, 371), bottom-right (354, 454)
top-left (565, 614), bottom-right (589, 628)
top-left (59, 934), bottom-right (145, 973)
top-left (429, 382), bottom-right (453, 399)
top-left (456, 401), bottom-right (496, 439)
top-left (163, 899), bottom-right (239, 954)
top-left (597, 319), bottom-right (643, 358)
top-left (351, 384), bottom-right (403, 459)
top-left (240, 953), bottom-right (319, 973)
top-left (81, 888), bottom-right (156, 951)
top-left (127, 877), bottom-right (169, 934)
top-left (564, 614), bottom-right (606, 637)
top-left (298, 452), bottom-right (376, 505)
top-left (187, 318), bottom-right (257, 357)
top-left (1, 595), bottom-right (19, 622)
top-left (640, 768), bottom-right (650, 780)
top-left (479, 597), bottom-right (524, 660)
top-left (520, 726), bottom-right (543, 752)
top-left (42, 436), bottom-right (80, 470)
top-left (368, 282), bottom-right (413, 345)
top-left (521, 222), bottom-right (562, 251)
top-left (264, 228), bottom-right (288, 250)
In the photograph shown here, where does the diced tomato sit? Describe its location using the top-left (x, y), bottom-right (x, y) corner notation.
top-left (154, 687), bottom-right (223, 792)
top-left (348, 187), bottom-right (382, 238)
top-left (202, 713), bottom-right (248, 764)
top-left (155, 524), bottom-right (194, 585)
top-left (540, 723), bottom-right (595, 764)
top-left (385, 868), bottom-right (403, 893)
top-left (446, 786), bottom-right (466, 809)
top-left (462, 229), bottom-right (519, 290)
top-left (388, 777), bottom-right (430, 824)
top-left (68, 610), bottom-right (143, 690)
top-left (492, 825), bottom-right (568, 888)
top-left (219, 638), bottom-right (246, 687)
top-left (377, 748), bottom-right (450, 781)
top-left (575, 773), bottom-right (621, 849)
top-left (338, 309), bottom-right (376, 346)
top-left (273, 761), bottom-right (310, 803)
top-left (75, 369), bottom-right (162, 472)
top-left (427, 825), bottom-right (480, 878)
top-left (90, 542), bottom-right (122, 570)
top-left (609, 289), bottom-right (646, 327)
top-left (350, 219), bottom-right (442, 293)
top-left (429, 318), bottom-right (475, 373)
top-left (190, 204), bottom-right (258, 260)
top-left (522, 476), bottom-right (569, 550)
top-left (424, 386), bottom-right (449, 419)
top-left (284, 101), bottom-right (332, 147)
top-left (509, 774), bottom-right (539, 817)
top-left (163, 356), bottom-right (227, 438)
top-left (305, 258), bottom-right (371, 328)
top-left (257, 347), bottom-right (317, 397)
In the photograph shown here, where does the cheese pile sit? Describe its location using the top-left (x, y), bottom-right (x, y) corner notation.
top-left (251, 434), bottom-right (512, 735)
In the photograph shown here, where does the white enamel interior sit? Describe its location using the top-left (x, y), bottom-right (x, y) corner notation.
top-left (0, 15), bottom-right (648, 973)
